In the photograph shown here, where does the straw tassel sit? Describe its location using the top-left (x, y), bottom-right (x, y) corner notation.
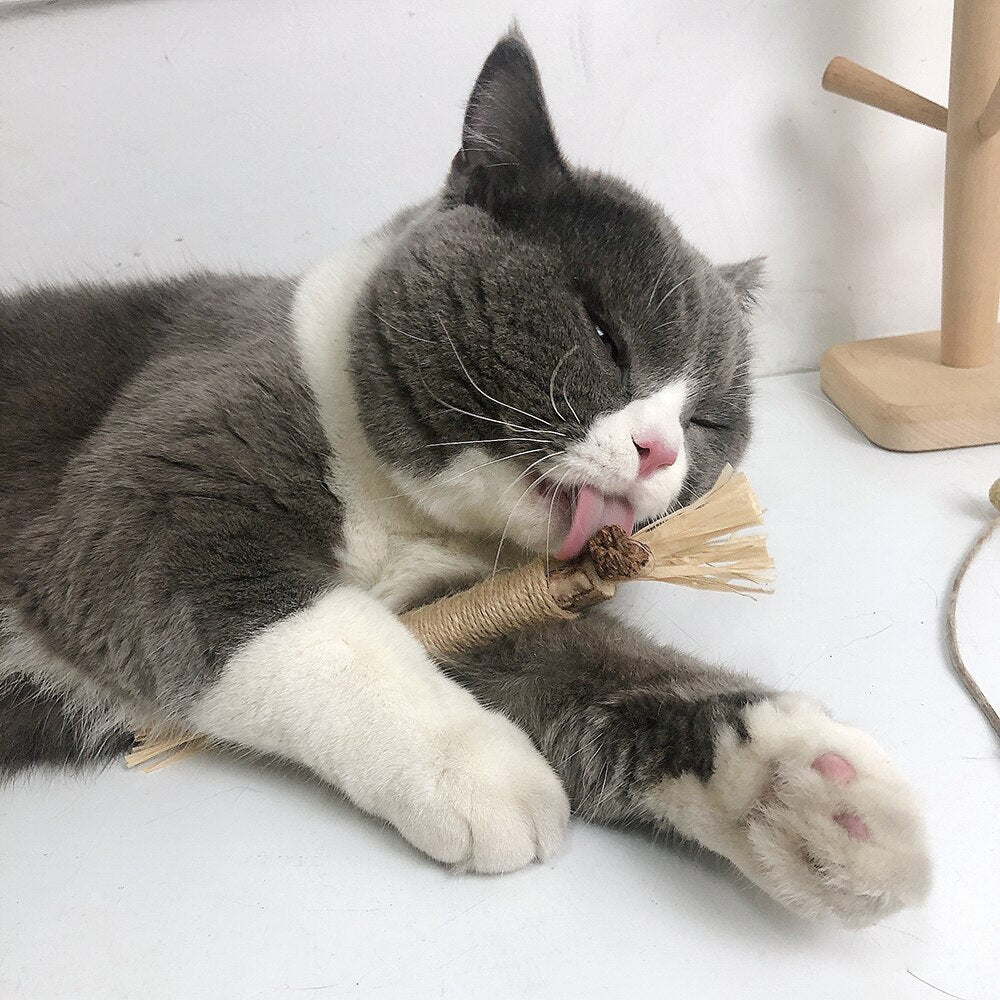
top-left (125, 465), bottom-right (773, 770)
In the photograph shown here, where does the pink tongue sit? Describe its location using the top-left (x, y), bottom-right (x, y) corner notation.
top-left (555, 485), bottom-right (636, 561)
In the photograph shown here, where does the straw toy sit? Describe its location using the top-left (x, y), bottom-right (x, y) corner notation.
top-left (126, 465), bottom-right (774, 771)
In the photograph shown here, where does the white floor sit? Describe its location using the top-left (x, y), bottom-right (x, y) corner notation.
top-left (2, 372), bottom-right (999, 1000)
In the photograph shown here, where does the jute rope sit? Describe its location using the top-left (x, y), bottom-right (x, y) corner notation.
top-left (399, 528), bottom-right (645, 657)
top-left (946, 478), bottom-right (1000, 738)
top-left (401, 560), bottom-right (577, 657)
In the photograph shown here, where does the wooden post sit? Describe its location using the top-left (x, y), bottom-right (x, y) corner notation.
top-left (817, 4), bottom-right (1000, 452)
top-left (976, 76), bottom-right (1000, 140)
top-left (940, 0), bottom-right (1000, 368)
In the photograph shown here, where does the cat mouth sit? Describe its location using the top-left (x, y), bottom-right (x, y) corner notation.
top-left (535, 481), bottom-right (636, 561)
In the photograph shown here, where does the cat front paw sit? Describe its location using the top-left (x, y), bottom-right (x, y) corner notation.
top-left (645, 695), bottom-right (931, 926)
top-left (390, 711), bottom-right (570, 875)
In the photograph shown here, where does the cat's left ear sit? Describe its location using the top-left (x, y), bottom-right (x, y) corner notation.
top-left (449, 27), bottom-right (566, 213)
top-left (719, 257), bottom-right (766, 315)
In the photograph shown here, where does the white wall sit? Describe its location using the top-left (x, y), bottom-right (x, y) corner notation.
top-left (0, 0), bottom-right (953, 374)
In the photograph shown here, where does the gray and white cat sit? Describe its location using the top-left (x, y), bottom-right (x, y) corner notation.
top-left (0, 31), bottom-right (929, 926)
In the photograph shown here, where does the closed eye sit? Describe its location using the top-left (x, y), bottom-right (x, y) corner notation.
top-left (688, 412), bottom-right (733, 431)
top-left (590, 317), bottom-right (627, 371)
top-left (689, 413), bottom-right (732, 431)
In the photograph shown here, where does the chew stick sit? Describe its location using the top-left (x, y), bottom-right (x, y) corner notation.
top-left (126, 465), bottom-right (773, 769)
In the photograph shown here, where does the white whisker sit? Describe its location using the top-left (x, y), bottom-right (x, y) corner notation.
top-left (651, 273), bottom-right (695, 316)
top-left (562, 385), bottom-right (582, 427)
top-left (425, 435), bottom-right (551, 449)
top-left (646, 262), bottom-right (668, 311)
top-left (497, 450), bottom-right (564, 499)
top-left (491, 452), bottom-right (565, 577)
top-left (368, 308), bottom-right (434, 344)
top-left (547, 345), bottom-right (578, 425)
top-left (435, 313), bottom-right (556, 430)
top-left (429, 399), bottom-right (560, 437)
top-left (651, 317), bottom-right (685, 334)
top-left (559, 348), bottom-right (583, 428)
top-left (373, 448), bottom-right (547, 503)
top-left (545, 464), bottom-right (573, 577)
top-left (403, 326), bottom-right (563, 439)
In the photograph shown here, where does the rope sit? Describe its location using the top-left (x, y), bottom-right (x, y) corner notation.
top-left (401, 559), bottom-right (576, 656)
top-left (945, 478), bottom-right (1000, 739)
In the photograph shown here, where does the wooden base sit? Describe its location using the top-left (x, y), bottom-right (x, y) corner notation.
top-left (820, 330), bottom-right (1000, 451)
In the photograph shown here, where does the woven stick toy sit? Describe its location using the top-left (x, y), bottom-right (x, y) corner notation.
top-left (126, 465), bottom-right (773, 771)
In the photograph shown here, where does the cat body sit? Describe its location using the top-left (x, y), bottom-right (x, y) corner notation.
top-left (0, 32), bottom-right (929, 925)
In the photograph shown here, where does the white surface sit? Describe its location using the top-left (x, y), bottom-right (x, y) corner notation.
top-left (2, 372), bottom-right (998, 1000)
top-left (0, 0), bottom-right (954, 374)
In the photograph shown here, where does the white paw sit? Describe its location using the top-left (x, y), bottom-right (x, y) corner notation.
top-left (389, 711), bottom-right (570, 875)
top-left (646, 695), bottom-right (931, 926)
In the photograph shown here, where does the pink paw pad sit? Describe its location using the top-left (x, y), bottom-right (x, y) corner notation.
top-left (834, 811), bottom-right (870, 840)
top-left (811, 752), bottom-right (856, 785)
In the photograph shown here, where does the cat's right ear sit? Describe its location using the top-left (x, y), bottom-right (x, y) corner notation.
top-left (719, 257), bottom-right (766, 316)
top-left (448, 28), bottom-right (566, 214)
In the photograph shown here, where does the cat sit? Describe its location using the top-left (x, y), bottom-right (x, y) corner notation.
top-left (0, 29), bottom-right (929, 927)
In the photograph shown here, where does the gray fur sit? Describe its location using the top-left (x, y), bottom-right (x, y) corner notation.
top-left (352, 36), bottom-right (755, 499)
top-left (0, 30), bottom-right (762, 818)
top-left (1, 275), bottom-right (342, 732)
top-left (441, 612), bottom-right (768, 823)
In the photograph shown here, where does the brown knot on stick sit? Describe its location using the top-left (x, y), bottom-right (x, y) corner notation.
top-left (585, 524), bottom-right (651, 581)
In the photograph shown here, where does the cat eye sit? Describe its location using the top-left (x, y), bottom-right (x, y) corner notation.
top-left (688, 411), bottom-right (733, 432)
top-left (592, 320), bottom-right (626, 371)
top-left (690, 415), bottom-right (730, 431)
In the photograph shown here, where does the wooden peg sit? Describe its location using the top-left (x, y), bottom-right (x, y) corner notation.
top-left (821, 56), bottom-right (947, 132)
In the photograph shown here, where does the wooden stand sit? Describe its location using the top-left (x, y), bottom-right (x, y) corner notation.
top-left (820, 1), bottom-right (1000, 452)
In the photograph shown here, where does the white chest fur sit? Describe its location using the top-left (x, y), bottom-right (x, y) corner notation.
top-left (291, 237), bottom-right (492, 612)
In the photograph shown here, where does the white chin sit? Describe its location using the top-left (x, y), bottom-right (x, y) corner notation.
top-left (493, 497), bottom-right (567, 555)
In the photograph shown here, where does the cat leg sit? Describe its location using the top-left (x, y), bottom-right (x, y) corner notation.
top-left (444, 614), bottom-right (930, 925)
top-left (186, 586), bottom-right (568, 873)
top-left (640, 693), bottom-right (930, 926)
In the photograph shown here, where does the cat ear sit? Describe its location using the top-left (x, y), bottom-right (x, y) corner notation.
top-left (449, 28), bottom-right (566, 212)
top-left (719, 257), bottom-right (766, 315)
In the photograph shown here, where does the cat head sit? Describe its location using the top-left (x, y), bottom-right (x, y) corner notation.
top-left (351, 30), bottom-right (761, 561)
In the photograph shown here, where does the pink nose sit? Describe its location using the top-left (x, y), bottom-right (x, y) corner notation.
top-left (633, 437), bottom-right (677, 478)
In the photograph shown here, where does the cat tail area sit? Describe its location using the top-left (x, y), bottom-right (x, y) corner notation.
top-left (0, 671), bottom-right (133, 777)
